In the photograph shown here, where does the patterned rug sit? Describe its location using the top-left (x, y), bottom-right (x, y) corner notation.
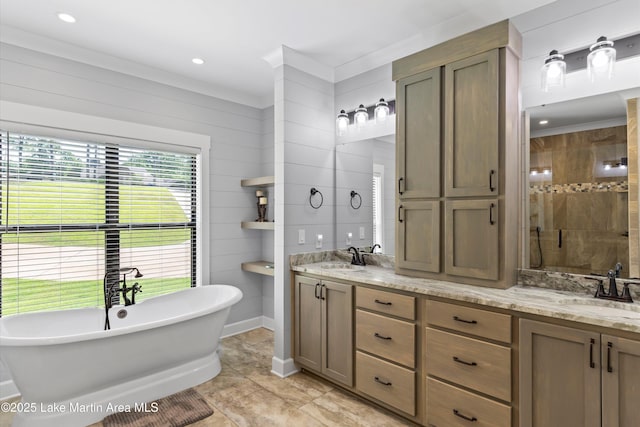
top-left (102, 388), bottom-right (213, 427)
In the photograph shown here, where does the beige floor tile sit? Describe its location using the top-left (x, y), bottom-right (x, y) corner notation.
top-left (300, 389), bottom-right (415, 427)
top-left (210, 385), bottom-right (325, 427)
top-left (190, 403), bottom-right (238, 427)
top-left (246, 371), bottom-right (333, 408)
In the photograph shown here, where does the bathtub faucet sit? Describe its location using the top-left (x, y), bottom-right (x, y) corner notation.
top-left (103, 267), bottom-right (144, 330)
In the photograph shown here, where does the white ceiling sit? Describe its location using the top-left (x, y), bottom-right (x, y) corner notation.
top-left (0, 0), bottom-right (555, 108)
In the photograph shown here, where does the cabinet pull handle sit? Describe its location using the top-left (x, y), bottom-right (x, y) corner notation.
top-left (453, 356), bottom-right (477, 366)
top-left (453, 409), bottom-right (478, 422)
top-left (374, 299), bottom-right (392, 306)
top-left (607, 342), bottom-right (613, 373)
top-left (398, 205), bottom-right (404, 223)
top-left (558, 229), bottom-right (562, 248)
top-left (489, 203), bottom-right (495, 225)
top-left (489, 169), bottom-right (495, 192)
top-left (453, 315), bottom-right (477, 324)
top-left (398, 177), bottom-right (404, 195)
top-left (374, 332), bottom-right (392, 340)
top-left (314, 283), bottom-right (320, 299)
top-left (374, 376), bottom-right (392, 386)
top-left (589, 338), bottom-right (595, 368)
top-left (320, 284), bottom-right (326, 301)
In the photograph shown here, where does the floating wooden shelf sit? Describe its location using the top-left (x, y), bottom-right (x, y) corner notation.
top-left (241, 261), bottom-right (275, 276)
top-left (241, 221), bottom-right (275, 230)
top-left (241, 176), bottom-right (275, 187)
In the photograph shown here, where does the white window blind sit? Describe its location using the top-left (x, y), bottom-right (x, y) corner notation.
top-left (372, 165), bottom-right (383, 250)
top-left (0, 130), bottom-right (198, 316)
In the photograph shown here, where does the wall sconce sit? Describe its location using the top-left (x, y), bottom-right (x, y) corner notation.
top-left (530, 167), bottom-right (552, 176)
top-left (354, 104), bottom-right (368, 128)
top-left (588, 36), bottom-right (616, 82)
top-left (541, 50), bottom-right (566, 92)
top-left (374, 98), bottom-right (390, 123)
top-left (335, 99), bottom-right (396, 135)
top-left (336, 110), bottom-right (349, 136)
top-left (603, 157), bottom-right (627, 170)
top-left (540, 32), bottom-right (640, 92)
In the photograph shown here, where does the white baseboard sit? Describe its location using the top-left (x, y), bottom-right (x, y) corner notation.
top-left (271, 357), bottom-right (298, 378)
top-left (0, 379), bottom-right (20, 401)
top-left (220, 315), bottom-right (274, 338)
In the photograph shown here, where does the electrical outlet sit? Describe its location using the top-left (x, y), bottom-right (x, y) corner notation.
top-left (316, 234), bottom-right (323, 249)
top-left (298, 229), bottom-right (305, 244)
top-left (346, 232), bottom-right (352, 246)
top-left (359, 226), bottom-right (365, 239)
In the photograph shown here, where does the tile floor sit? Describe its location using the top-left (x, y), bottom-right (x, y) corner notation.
top-left (0, 328), bottom-right (415, 427)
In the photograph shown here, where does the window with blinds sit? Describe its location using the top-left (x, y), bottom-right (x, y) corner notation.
top-left (0, 130), bottom-right (198, 316)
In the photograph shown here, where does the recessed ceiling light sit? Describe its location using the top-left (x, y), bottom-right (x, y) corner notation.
top-left (57, 12), bottom-right (76, 23)
top-left (539, 120), bottom-right (549, 125)
top-left (192, 58), bottom-right (205, 65)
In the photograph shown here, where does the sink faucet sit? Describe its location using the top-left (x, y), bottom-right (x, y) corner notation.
top-left (370, 244), bottom-right (381, 253)
top-left (588, 266), bottom-right (635, 303)
top-left (347, 247), bottom-right (366, 266)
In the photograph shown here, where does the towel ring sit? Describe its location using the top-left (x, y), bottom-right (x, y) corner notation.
top-left (310, 188), bottom-right (324, 209)
top-left (350, 190), bottom-right (362, 209)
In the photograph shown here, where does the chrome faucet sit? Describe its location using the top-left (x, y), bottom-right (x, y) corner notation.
top-left (347, 247), bottom-right (366, 266)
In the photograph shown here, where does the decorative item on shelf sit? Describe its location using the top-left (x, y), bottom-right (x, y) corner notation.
top-left (309, 187), bottom-right (324, 209)
top-left (350, 190), bottom-right (362, 209)
top-left (540, 32), bottom-right (640, 92)
top-left (256, 190), bottom-right (268, 222)
top-left (335, 99), bottom-right (396, 135)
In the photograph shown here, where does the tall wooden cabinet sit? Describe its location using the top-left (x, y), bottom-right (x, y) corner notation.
top-left (294, 274), bottom-right (353, 387)
top-left (520, 319), bottom-right (640, 427)
top-left (393, 20), bottom-right (521, 288)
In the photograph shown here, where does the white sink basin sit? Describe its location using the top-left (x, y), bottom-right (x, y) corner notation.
top-left (560, 297), bottom-right (640, 318)
top-left (319, 262), bottom-right (365, 271)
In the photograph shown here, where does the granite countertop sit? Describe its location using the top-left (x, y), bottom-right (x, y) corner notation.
top-left (291, 259), bottom-right (640, 335)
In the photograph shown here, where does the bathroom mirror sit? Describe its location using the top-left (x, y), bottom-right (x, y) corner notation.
top-left (335, 134), bottom-right (395, 255)
top-left (526, 88), bottom-right (640, 278)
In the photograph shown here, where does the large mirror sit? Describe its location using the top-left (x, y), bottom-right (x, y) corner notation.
top-left (526, 89), bottom-right (639, 278)
top-left (335, 134), bottom-right (395, 255)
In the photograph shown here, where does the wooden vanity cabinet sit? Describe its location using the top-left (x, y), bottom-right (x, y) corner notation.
top-left (393, 20), bottom-right (520, 289)
top-left (355, 287), bottom-right (419, 417)
top-left (294, 274), bottom-right (353, 387)
top-left (520, 319), bottom-right (640, 427)
top-left (425, 299), bottom-right (512, 427)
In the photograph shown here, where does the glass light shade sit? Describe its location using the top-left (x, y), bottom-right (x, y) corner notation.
top-left (587, 37), bottom-right (615, 82)
top-left (540, 50), bottom-right (566, 92)
top-left (354, 104), bottom-right (368, 128)
top-left (374, 98), bottom-right (389, 123)
top-left (336, 110), bottom-right (349, 136)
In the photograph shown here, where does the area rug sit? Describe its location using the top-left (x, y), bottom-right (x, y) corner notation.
top-left (102, 388), bottom-right (213, 427)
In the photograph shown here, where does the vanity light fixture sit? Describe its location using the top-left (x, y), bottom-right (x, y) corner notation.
top-left (336, 110), bottom-right (349, 136)
top-left (374, 98), bottom-right (390, 123)
top-left (602, 158), bottom-right (628, 170)
top-left (530, 167), bottom-right (552, 176)
top-left (57, 12), bottom-right (76, 23)
top-left (192, 58), bottom-right (205, 65)
top-left (540, 50), bottom-right (566, 92)
top-left (354, 104), bottom-right (369, 128)
top-left (587, 36), bottom-right (616, 82)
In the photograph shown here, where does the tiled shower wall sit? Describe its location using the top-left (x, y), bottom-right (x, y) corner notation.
top-left (529, 125), bottom-right (629, 276)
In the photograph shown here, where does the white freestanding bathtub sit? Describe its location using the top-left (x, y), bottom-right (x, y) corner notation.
top-left (0, 284), bottom-right (242, 427)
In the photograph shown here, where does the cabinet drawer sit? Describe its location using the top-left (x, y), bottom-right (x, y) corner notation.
top-left (427, 377), bottom-right (511, 427)
top-left (426, 328), bottom-right (511, 401)
top-left (356, 310), bottom-right (415, 368)
top-left (356, 351), bottom-right (415, 416)
top-left (356, 287), bottom-right (415, 320)
top-left (426, 299), bottom-right (511, 343)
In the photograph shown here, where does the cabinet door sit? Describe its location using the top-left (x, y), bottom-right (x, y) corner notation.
top-left (445, 50), bottom-right (499, 197)
top-left (445, 200), bottom-right (498, 279)
top-left (322, 280), bottom-right (353, 387)
top-left (601, 334), bottom-right (640, 427)
top-left (396, 67), bottom-right (441, 199)
top-left (519, 319), bottom-right (600, 427)
top-left (294, 275), bottom-right (322, 372)
top-left (397, 200), bottom-right (440, 272)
